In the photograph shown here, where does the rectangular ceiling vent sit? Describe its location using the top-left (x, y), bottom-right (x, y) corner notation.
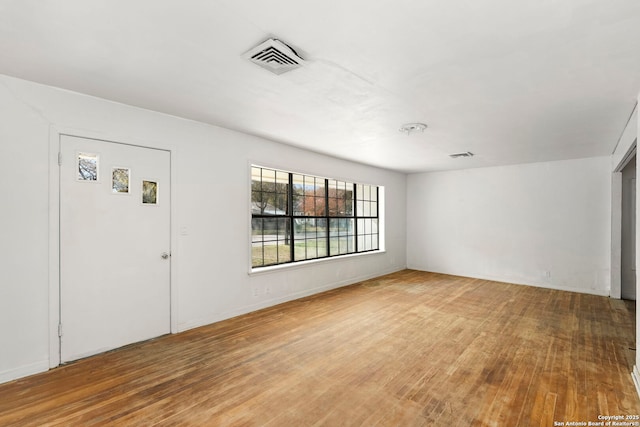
top-left (449, 151), bottom-right (474, 159)
top-left (243, 38), bottom-right (304, 75)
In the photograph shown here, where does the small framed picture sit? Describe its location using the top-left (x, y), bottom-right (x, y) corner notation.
top-left (77, 152), bottom-right (99, 182)
top-left (142, 180), bottom-right (158, 204)
top-left (112, 167), bottom-right (130, 194)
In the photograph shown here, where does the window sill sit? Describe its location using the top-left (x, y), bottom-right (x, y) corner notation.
top-left (248, 250), bottom-right (386, 276)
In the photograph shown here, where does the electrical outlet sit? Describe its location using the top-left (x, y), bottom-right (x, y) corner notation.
top-left (265, 287), bottom-right (271, 295)
top-left (252, 288), bottom-right (259, 297)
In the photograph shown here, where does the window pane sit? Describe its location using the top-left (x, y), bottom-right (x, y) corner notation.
top-left (276, 171), bottom-right (288, 191)
top-left (261, 218), bottom-right (276, 240)
top-left (345, 184), bottom-right (354, 216)
top-left (293, 236), bottom-right (324, 261)
top-left (336, 198), bottom-right (346, 216)
top-left (344, 218), bottom-right (354, 235)
top-left (329, 218), bottom-right (338, 253)
top-left (306, 238), bottom-right (319, 260)
top-left (304, 218), bottom-right (314, 238)
top-left (314, 196), bottom-right (326, 216)
top-left (293, 218), bottom-right (305, 240)
top-left (301, 175), bottom-right (317, 216)
top-left (277, 218), bottom-right (289, 240)
top-left (251, 167), bottom-right (262, 186)
top-left (339, 237), bottom-right (349, 254)
top-left (251, 167), bottom-right (265, 214)
top-left (317, 237), bottom-right (328, 257)
top-left (299, 176), bottom-right (308, 216)
top-left (364, 234), bottom-right (372, 251)
top-left (252, 242), bottom-right (264, 267)
top-left (315, 179), bottom-right (325, 197)
top-left (329, 219), bottom-right (354, 255)
top-left (363, 201), bottom-right (371, 216)
top-left (316, 218), bottom-right (327, 237)
top-left (265, 199), bottom-right (277, 215)
top-left (371, 202), bottom-right (377, 217)
top-left (328, 195), bottom-right (342, 216)
top-left (330, 218), bottom-right (340, 236)
top-left (328, 180), bottom-right (339, 216)
top-left (251, 164), bottom-right (281, 215)
top-left (251, 218), bottom-right (264, 243)
top-left (262, 168), bottom-right (276, 185)
top-left (280, 217), bottom-right (292, 262)
top-left (276, 193), bottom-right (288, 214)
top-left (292, 174), bottom-right (304, 191)
top-left (292, 196), bottom-right (303, 216)
top-left (355, 217), bottom-right (378, 253)
top-left (329, 236), bottom-right (339, 255)
top-left (278, 243), bottom-right (291, 264)
top-left (294, 239), bottom-right (306, 261)
top-left (262, 243), bottom-right (279, 265)
top-left (327, 181), bottom-right (354, 217)
top-left (251, 191), bottom-right (263, 214)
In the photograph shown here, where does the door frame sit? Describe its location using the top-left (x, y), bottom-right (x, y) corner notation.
top-left (611, 141), bottom-right (637, 300)
top-left (621, 154), bottom-right (637, 300)
top-left (48, 128), bottom-right (177, 368)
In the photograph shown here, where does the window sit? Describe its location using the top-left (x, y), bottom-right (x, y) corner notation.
top-left (251, 166), bottom-right (380, 268)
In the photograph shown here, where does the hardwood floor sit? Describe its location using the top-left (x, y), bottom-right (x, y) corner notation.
top-left (1, 270), bottom-right (638, 426)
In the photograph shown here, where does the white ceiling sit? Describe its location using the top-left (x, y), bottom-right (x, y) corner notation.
top-left (1, 0), bottom-right (639, 172)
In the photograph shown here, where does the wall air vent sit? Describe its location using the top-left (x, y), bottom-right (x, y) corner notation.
top-left (449, 152), bottom-right (474, 158)
top-left (243, 38), bottom-right (304, 75)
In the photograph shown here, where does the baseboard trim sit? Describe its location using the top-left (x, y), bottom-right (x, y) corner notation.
top-left (177, 266), bottom-right (404, 333)
top-left (405, 266), bottom-right (610, 297)
top-left (0, 360), bottom-right (49, 385)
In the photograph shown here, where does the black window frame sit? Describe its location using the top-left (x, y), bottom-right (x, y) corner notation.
top-left (251, 166), bottom-right (380, 268)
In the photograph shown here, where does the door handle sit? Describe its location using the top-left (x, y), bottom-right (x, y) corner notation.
top-left (161, 252), bottom-right (170, 259)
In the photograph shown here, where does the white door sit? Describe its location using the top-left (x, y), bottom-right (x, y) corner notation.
top-left (59, 135), bottom-right (171, 362)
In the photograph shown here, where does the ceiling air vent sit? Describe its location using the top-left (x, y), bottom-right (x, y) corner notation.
top-left (449, 152), bottom-right (474, 159)
top-left (399, 123), bottom-right (427, 135)
top-left (243, 38), bottom-right (304, 75)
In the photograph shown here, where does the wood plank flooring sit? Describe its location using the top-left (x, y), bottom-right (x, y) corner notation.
top-left (1, 270), bottom-right (639, 426)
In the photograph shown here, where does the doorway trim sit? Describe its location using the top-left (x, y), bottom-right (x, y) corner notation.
top-left (611, 142), bottom-right (637, 300)
top-left (48, 128), bottom-right (178, 368)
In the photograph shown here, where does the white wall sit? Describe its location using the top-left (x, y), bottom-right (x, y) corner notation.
top-left (0, 74), bottom-right (407, 384)
top-left (0, 77), bottom-right (51, 381)
top-left (407, 157), bottom-right (612, 295)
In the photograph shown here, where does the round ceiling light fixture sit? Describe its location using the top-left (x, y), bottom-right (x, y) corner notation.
top-left (399, 122), bottom-right (427, 135)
